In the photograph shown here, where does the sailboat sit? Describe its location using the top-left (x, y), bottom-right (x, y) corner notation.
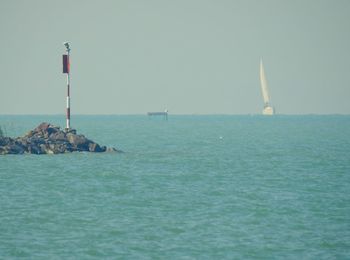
top-left (260, 59), bottom-right (275, 115)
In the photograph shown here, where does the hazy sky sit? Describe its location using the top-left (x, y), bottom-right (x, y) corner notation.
top-left (0, 0), bottom-right (349, 114)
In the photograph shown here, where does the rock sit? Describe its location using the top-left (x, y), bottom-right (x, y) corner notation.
top-left (28, 144), bottom-right (44, 154)
top-left (49, 132), bottom-right (66, 142)
top-left (67, 133), bottom-right (86, 145)
top-left (47, 126), bottom-right (59, 136)
top-left (0, 122), bottom-right (119, 155)
top-left (39, 144), bottom-right (48, 154)
top-left (28, 136), bottom-right (46, 145)
top-left (65, 128), bottom-right (77, 135)
top-left (7, 144), bottom-right (25, 154)
top-left (0, 137), bottom-right (13, 146)
top-left (88, 143), bottom-right (102, 152)
top-left (49, 143), bottom-right (67, 154)
top-left (35, 122), bottom-right (50, 132)
top-left (67, 133), bottom-right (92, 151)
top-left (25, 130), bottom-right (34, 138)
top-left (106, 147), bottom-right (117, 152)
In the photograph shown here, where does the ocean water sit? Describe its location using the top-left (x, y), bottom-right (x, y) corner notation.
top-left (0, 115), bottom-right (350, 259)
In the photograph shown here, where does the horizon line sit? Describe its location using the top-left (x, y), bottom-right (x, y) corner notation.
top-left (1, 113), bottom-right (350, 116)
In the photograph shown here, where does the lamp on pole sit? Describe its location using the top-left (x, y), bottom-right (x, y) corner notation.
top-left (63, 42), bottom-right (71, 130)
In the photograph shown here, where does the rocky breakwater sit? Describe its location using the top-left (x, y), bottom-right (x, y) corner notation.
top-left (0, 122), bottom-right (118, 155)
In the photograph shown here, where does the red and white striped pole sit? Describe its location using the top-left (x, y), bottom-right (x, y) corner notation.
top-left (63, 42), bottom-right (71, 130)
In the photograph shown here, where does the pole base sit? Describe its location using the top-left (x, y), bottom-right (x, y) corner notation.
top-left (65, 128), bottom-right (76, 134)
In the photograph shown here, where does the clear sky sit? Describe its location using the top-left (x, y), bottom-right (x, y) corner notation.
top-left (0, 0), bottom-right (349, 114)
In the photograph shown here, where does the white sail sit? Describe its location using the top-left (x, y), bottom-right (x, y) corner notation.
top-left (260, 59), bottom-right (270, 104)
top-left (259, 59), bottom-right (275, 115)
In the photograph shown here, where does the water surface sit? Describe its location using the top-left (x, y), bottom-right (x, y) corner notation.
top-left (1, 115), bottom-right (349, 258)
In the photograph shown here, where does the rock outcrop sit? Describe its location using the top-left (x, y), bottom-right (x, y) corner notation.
top-left (0, 122), bottom-right (119, 155)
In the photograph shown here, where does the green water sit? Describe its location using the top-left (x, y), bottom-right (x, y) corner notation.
top-left (1, 115), bottom-right (349, 259)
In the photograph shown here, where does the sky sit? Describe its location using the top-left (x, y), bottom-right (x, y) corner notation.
top-left (0, 0), bottom-right (349, 115)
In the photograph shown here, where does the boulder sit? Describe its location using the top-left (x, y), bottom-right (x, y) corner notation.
top-left (49, 131), bottom-right (66, 142)
top-left (25, 130), bottom-right (34, 138)
top-left (35, 122), bottom-right (50, 132)
top-left (28, 144), bottom-right (44, 154)
top-left (0, 137), bottom-right (13, 146)
top-left (28, 136), bottom-right (46, 145)
top-left (106, 147), bottom-right (117, 152)
top-left (49, 143), bottom-right (67, 154)
top-left (46, 126), bottom-right (59, 136)
top-left (67, 133), bottom-right (92, 151)
top-left (88, 143), bottom-right (106, 152)
top-left (7, 144), bottom-right (25, 154)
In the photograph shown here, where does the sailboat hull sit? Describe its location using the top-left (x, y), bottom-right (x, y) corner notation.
top-left (262, 106), bottom-right (275, 115)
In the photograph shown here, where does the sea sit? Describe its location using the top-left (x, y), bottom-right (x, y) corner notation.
top-left (0, 115), bottom-right (349, 259)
